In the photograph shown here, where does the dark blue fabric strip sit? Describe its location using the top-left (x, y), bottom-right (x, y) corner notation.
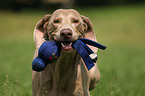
top-left (80, 41), bottom-right (97, 63)
top-left (82, 42), bottom-right (94, 54)
top-left (79, 38), bottom-right (107, 50)
top-left (73, 40), bottom-right (94, 70)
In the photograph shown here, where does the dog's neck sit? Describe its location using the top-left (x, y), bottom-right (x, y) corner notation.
top-left (47, 49), bottom-right (83, 95)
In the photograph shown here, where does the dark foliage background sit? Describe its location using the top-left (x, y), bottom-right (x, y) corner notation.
top-left (0, 0), bottom-right (145, 10)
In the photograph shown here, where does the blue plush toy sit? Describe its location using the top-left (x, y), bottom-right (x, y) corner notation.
top-left (32, 41), bottom-right (61, 71)
top-left (32, 38), bottom-right (106, 72)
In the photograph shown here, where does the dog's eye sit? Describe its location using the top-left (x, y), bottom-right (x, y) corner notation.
top-left (73, 19), bottom-right (79, 23)
top-left (53, 19), bottom-right (60, 24)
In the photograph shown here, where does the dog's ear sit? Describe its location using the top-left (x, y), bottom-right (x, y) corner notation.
top-left (81, 15), bottom-right (96, 40)
top-left (34, 15), bottom-right (51, 49)
top-left (81, 15), bottom-right (98, 52)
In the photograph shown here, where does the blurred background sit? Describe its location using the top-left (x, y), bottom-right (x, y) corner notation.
top-left (0, 0), bottom-right (145, 96)
top-left (0, 0), bottom-right (145, 10)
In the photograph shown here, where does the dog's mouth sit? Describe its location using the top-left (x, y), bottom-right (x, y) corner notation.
top-left (61, 41), bottom-right (73, 52)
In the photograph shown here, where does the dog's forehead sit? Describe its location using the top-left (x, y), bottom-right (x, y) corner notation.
top-left (51, 9), bottom-right (81, 18)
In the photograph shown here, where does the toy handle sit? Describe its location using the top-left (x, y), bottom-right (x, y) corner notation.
top-left (79, 38), bottom-right (107, 50)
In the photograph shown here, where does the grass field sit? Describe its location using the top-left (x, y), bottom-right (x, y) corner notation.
top-left (0, 4), bottom-right (145, 96)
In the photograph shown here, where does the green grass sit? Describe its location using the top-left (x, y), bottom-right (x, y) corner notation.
top-left (0, 4), bottom-right (145, 96)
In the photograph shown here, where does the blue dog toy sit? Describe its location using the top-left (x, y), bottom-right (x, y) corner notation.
top-left (32, 38), bottom-right (106, 72)
top-left (32, 41), bottom-right (61, 71)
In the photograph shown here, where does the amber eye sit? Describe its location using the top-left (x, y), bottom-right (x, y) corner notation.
top-left (53, 19), bottom-right (60, 24)
top-left (73, 19), bottom-right (79, 23)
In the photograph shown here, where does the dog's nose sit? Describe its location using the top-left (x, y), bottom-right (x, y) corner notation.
top-left (60, 29), bottom-right (72, 38)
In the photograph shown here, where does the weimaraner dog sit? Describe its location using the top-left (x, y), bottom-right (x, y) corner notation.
top-left (32, 9), bottom-right (100, 96)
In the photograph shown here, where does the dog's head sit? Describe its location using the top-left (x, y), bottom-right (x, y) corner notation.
top-left (34, 9), bottom-right (96, 52)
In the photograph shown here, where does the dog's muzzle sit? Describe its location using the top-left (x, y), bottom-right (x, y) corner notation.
top-left (61, 41), bottom-right (73, 52)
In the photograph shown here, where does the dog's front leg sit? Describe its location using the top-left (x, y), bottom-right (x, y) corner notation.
top-left (32, 49), bottom-right (41, 96)
top-left (80, 60), bottom-right (90, 96)
top-left (89, 63), bottom-right (100, 90)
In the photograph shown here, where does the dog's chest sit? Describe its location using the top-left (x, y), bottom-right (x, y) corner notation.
top-left (39, 59), bottom-right (84, 96)
top-left (33, 49), bottom-right (90, 96)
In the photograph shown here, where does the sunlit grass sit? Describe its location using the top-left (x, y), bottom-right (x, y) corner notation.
top-left (0, 4), bottom-right (145, 96)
